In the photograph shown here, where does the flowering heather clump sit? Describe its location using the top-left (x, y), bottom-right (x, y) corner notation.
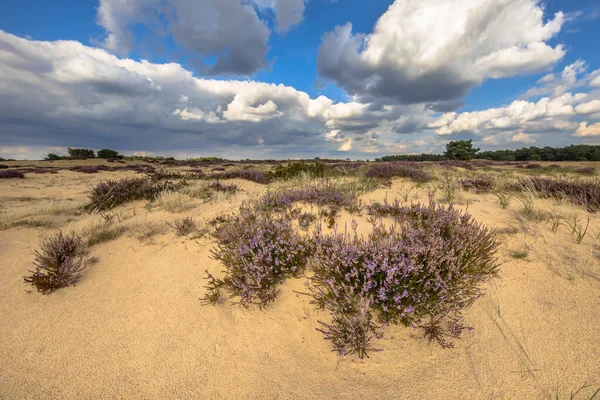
top-left (260, 180), bottom-right (360, 211)
top-left (316, 296), bottom-right (383, 358)
top-left (519, 176), bottom-right (600, 212)
top-left (365, 163), bottom-right (432, 183)
top-left (0, 169), bottom-right (25, 179)
top-left (211, 167), bottom-right (226, 172)
top-left (310, 201), bottom-right (499, 356)
top-left (202, 207), bottom-right (312, 307)
top-left (84, 177), bottom-right (176, 211)
top-left (459, 174), bottom-right (495, 193)
top-left (24, 231), bottom-right (90, 294)
top-left (208, 181), bottom-right (240, 194)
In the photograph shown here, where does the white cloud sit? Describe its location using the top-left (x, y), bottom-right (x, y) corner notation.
top-left (590, 71), bottom-right (600, 87)
top-left (430, 93), bottom-right (587, 136)
top-left (97, 0), bottom-right (272, 75)
top-left (572, 122), bottom-right (600, 137)
top-left (0, 30), bottom-right (399, 158)
top-left (575, 100), bottom-right (600, 115)
top-left (254, 0), bottom-right (307, 33)
top-left (317, 0), bottom-right (565, 105)
top-left (523, 60), bottom-right (587, 98)
top-left (512, 133), bottom-right (537, 143)
top-left (96, 0), bottom-right (308, 75)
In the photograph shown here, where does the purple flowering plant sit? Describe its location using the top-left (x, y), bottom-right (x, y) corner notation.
top-left (202, 206), bottom-right (313, 308)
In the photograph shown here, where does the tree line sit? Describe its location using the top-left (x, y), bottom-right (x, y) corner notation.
top-left (376, 141), bottom-right (600, 162)
top-left (46, 148), bottom-right (121, 160)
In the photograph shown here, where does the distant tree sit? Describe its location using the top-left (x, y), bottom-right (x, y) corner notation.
top-left (445, 140), bottom-right (479, 160)
top-left (0, 157), bottom-right (5, 161)
top-left (45, 153), bottom-right (63, 161)
top-left (97, 149), bottom-right (120, 159)
top-left (68, 148), bottom-right (95, 159)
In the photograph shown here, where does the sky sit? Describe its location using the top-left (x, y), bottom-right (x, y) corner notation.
top-left (1, 0), bottom-right (600, 160)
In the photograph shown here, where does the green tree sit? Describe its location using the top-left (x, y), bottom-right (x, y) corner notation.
top-left (45, 153), bottom-right (63, 160)
top-left (68, 148), bottom-right (95, 159)
top-left (97, 149), bottom-right (120, 159)
top-left (444, 140), bottom-right (479, 160)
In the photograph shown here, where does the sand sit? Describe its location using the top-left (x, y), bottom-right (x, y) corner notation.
top-left (1, 164), bottom-right (599, 399)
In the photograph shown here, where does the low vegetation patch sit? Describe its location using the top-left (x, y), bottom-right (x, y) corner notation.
top-left (459, 174), bottom-right (495, 193)
top-left (309, 201), bottom-right (499, 356)
top-left (365, 162), bottom-right (432, 183)
top-left (202, 206), bottom-right (312, 308)
top-left (519, 176), bottom-right (600, 212)
top-left (24, 231), bottom-right (90, 294)
top-left (207, 181), bottom-right (240, 194)
top-left (0, 170), bottom-right (25, 179)
top-left (84, 177), bottom-right (177, 212)
top-left (267, 161), bottom-right (326, 181)
top-left (169, 216), bottom-right (197, 236)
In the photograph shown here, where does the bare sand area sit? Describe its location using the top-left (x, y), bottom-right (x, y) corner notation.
top-left (1, 161), bottom-right (599, 399)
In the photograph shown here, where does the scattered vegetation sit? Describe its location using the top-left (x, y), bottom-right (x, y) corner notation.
top-left (459, 174), bottom-right (495, 193)
top-left (84, 177), bottom-right (177, 212)
top-left (157, 191), bottom-right (195, 213)
top-left (365, 162), bottom-right (432, 183)
top-left (519, 176), bottom-right (600, 212)
top-left (202, 206), bottom-right (312, 308)
top-left (0, 170), bottom-right (25, 179)
top-left (169, 216), bottom-right (197, 236)
top-left (310, 201), bottom-right (499, 356)
top-left (207, 181), bottom-right (240, 194)
top-left (24, 231), bottom-right (90, 294)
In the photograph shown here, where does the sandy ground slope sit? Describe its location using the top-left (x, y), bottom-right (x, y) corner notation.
top-left (0, 169), bottom-right (599, 399)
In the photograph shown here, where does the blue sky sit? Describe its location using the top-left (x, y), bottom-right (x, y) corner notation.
top-left (1, 0), bottom-right (600, 160)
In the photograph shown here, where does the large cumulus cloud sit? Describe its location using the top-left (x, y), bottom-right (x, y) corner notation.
top-left (317, 0), bottom-right (566, 105)
top-left (0, 30), bottom-right (402, 159)
top-left (96, 0), bottom-right (307, 76)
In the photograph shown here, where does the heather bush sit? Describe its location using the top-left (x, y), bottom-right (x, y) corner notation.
top-left (84, 177), bottom-right (176, 212)
top-left (169, 216), bottom-right (197, 236)
top-left (202, 207), bottom-right (312, 307)
top-left (574, 167), bottom-right (596, 175)
top-left (518, 176), bottom-right (600, 212)
top-left (0, 170), bottom-right (25, 179)
top-left (365, 163), bottom-right (432, 183)
top-left (208, 181), bottom-right (240, 194)
top-left (229, 170), bottom-right (269, 184)
top-left (259, 180), bottom-right (360, 211)
top-left (24, 231), bottom-right (90, 294)
top-left (0, 164), bottom-right (8, 169)
top-left (70, 166), bottom-right (100, 174)
top-left (311, 201), bottom-right (499, 356)
top-left (459, 174), bottom-right (495, 193)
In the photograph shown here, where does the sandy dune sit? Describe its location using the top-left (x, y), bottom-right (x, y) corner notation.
top-left (1, 164), bottom-right (599, 399)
